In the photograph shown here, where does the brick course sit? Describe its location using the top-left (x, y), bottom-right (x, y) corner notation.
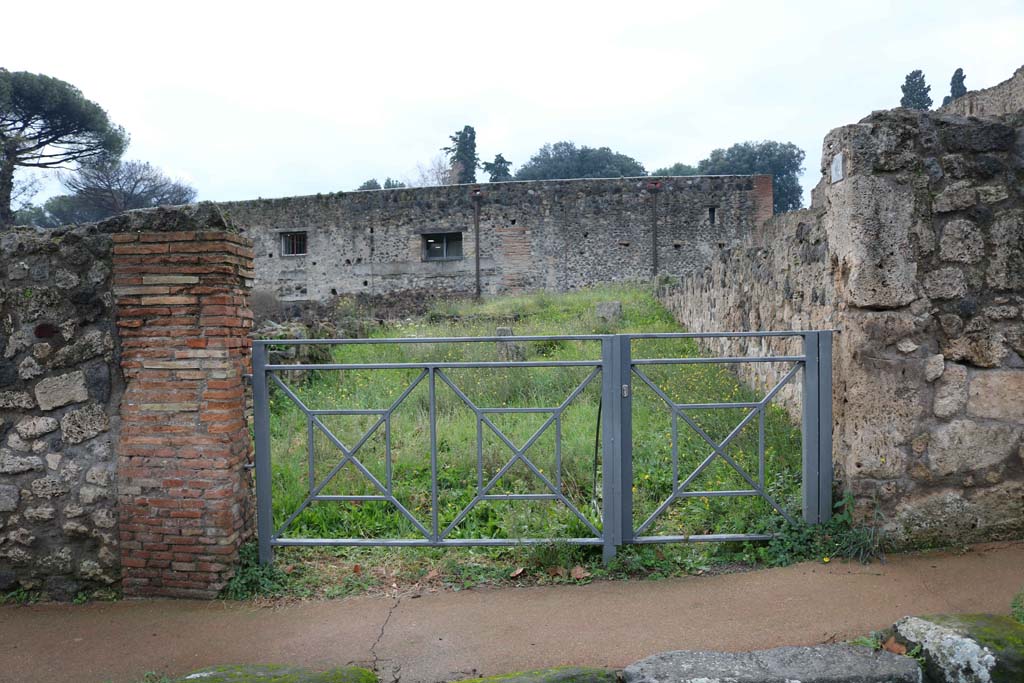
top-left (114, 229), bottom-right (255, 598)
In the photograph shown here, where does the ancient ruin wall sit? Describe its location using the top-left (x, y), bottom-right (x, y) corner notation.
top-left (0, 226), bottom-right (122, 598)
top-left (660, 108), bottom-right (1024, 547)
top-left (221, 175), bottom-right (773, 302)
top-left (941, 66), bottom-right (1024, 118)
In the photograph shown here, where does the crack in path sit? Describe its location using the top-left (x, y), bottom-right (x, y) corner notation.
top-left (371, 596), bottom-right (402, 683)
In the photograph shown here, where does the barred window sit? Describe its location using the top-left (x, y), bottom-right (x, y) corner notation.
top-left (422, 232), bottom-right (463, 261)
top-left (281, 232), bottom-right (307, 256)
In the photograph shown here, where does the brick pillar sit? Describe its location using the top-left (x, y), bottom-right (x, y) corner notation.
top-left (113, 227), bottom-right (255, 598)
top-left (753, 174), bottom-right (774, 226)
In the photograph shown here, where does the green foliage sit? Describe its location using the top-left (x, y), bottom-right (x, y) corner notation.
top-left (482, 153), bottom-right (513, 182)
top-left (136, 674), bottom-right (172, 683)
top-left (942, 68), bottom-right (968, 107)
top-left (383, 177), bottom-right (405, 189)
top-left (847, 633), bottom-right (882, 650)
top-left (0, 68), bottom-right (127, 226)
top-left (1, 587), bottom-right (41, 605)
top-left (1013, 588), bottom-right (1024, 625)
top-left (651, 162), bottom-right (698, 177)
top-left (514, 142), bottom-right (646, 181)
top-left (357, 178), bottom-right (381, 190)
top-left (442, 125), bottom-right (479, 184)
top-left (220, 542), bottom-right (292, 599)
top-left (900, 69), bottom-right (933, 110)
top-left (696, 140), bottom-right (805, 214)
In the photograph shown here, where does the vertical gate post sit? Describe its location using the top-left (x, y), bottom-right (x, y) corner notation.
top-left (816, 332), bottom-right (834, 524)
top-left (617, 335), bottom-right (633, 546)
top-left (252, 341), bottom-right (274, 565)
top-left (801, 332), bottom-right (820, 524)
top-left (600, 337), bottom-right (620, 563)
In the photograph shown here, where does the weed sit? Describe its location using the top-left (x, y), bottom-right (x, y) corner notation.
top-left (220, 542), bottom-right (293, 600)
top-left (1, 587), bottom-right (41, 605)
top-left (1012, 588), bottom-right (1024, 625)
top-left (847, 634), bottom-right (882, 650)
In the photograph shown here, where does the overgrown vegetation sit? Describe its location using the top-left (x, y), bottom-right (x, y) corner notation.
top-left (229, 285), bottom-right (883, 600)
top-left (1013, 588), bottom-right (1024, 625)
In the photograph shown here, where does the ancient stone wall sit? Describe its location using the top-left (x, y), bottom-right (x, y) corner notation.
top-left (0, 204), bottom-right (256, 599)
top-left (221, 175), bottom-right (773, 302)
top-left (941, 66), bottom-right (1024, 118)
top-left (0, 225), bottom-right (122, 598)
top-left (660, 108), bottom-right (1024, 547)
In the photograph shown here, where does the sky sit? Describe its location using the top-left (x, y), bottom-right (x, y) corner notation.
top-left (5, 0), bottom-right (1023, 206)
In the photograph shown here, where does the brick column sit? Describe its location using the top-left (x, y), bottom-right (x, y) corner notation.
top-left (113, 227), bottom-right (255, 598)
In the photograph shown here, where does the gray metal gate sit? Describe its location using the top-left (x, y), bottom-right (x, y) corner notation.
top-left (252, 331), bottom-right (832, 564)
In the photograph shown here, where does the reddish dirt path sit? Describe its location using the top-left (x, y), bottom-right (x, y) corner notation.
top-left (2, 541), bottom-right (1022, 683)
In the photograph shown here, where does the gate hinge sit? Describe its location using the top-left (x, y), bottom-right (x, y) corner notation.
top-left (621, 384), bottom-right (630, 398)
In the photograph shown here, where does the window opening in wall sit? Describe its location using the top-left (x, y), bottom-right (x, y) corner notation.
top-left (422, 232), bottom-right (463, 261)
top-left (708, 207), bottom-right (717, 225)
top-left (281, 232), bottom-right (308, 256)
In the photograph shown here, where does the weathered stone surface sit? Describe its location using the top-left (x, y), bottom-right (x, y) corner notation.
top-left (459, 668), bottom-right (617, 683)
top-left (933, 181), bottom-right (977, 212)
top-left (925, 354), bottom-right (946, 382)
top-left (924, 267), bottom-right (968, 300)
top-left (48, 329), bottom-right (113, 368)
top-left (59, 403), bottom-right (109, 444)
top-left (30, 476), bottom-right (69, 499)
top-left (934, 363), bottom-right (968, 418)
top-left (0, 450), bottom-right (44, 474)
top-left (78, 484), bottom-right (110, 505)
top-left (940, 219), bottom-right (984, 263)
top-left (622, 645), bottom-right (920, 683)
top-left (172, 665), bottom-right (378, 683)
top-left (943, 332), bottom-right (1009, 368)
top-left (0, 390), bottom-right (35, 409)
top-left (928, 419), bottom-right (1022, 476)
top-left (895, 615), bottom-right (1023, 683)
top-left (595, 301), bottom-right (623, 324)
top-left (34, 370), bottom-right (89, 411)
top-left (14, 416), bottom-right (59, 440)
top-left (0, 484), bottom-right (19, 512)
top-left (967, 370), bottom-right (1024, 420)
top-left (17, 356), bottom-right (43, 380)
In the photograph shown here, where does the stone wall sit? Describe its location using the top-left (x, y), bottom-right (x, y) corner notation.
top-left (221, 175), bottom-right (773, 302)
top-left (0, 225), bottom-right (121, 598)
top-left (941, 65), bottom-right (1024, 118)
top-left (0, 204), bottom-right (256, 599)
top-left (660, 108), bottom-right (1024, 547)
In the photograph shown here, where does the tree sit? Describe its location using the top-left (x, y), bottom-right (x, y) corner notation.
top-left (442, 125), bottom-right (479, 184)
top-left (942, 68), bottom-right (967, 106)
top-left (409, 154), bottom-right (458, 187)
top-left (651, 162), bottom-right (698, 177)
top-left (383, 177), bottom-right (406, 189)
top-left (0, 69), bottom-right (127, 227)
top-left (900, 70), bottom-right (933, 110)
top-left (696, 140), bottom-right (805, 213)
top-left (357, 178), bottom-right (382, 190)
top-left (514, 142), bottom-right (646, 180)
top-left (482, 153), bottom-right (513, 182)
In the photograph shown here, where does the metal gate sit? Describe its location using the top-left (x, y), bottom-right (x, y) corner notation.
top-left (252, 331), bottom-right (832, 564)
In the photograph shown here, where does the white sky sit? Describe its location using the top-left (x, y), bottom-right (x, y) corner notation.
top-left (5, 0), bottom-right (1023, 205)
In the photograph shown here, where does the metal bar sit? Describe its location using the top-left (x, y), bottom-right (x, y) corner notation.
top-left (252, 343), bottom-right (274, 565)
top-left (309, 409), bottom-right (388, 416)
top-left (600, 337), bottom-right (618, 562)
top-left (631, 356), bottom-right (804, 365)
top-left (307, 416), bottom-right (315, 494)
top-left (624, 331), bottom-right (824, 339)
top-left (802, 332), bottom-right (820, 524)
top-left (480, 407), bottom-right (559, 414)
top-left (675, 401), bottom-right (763, 409)
top-left (476, 416), bottom-right (483, 495)
top-left (254, 335), bottom-right (607, 346)
top-left (480, 494), bottom-right (559, 501)
top-left (671, 410), bottom-right (679, 488)
top-left (385, 415), bottom-right (392, 492)
top-left (269, 373), bottom-right (313, 415)
top-left (758, 406), bottom-right (765, 487)
top-left (429, 367), bottom-right (439, 541)
top-left (272, 537), bottom-right (605, 547)
top-left (817, 331), bottom-right (834, 523)
top-left (266, 360), bottom-right (602, 371)
top-left (675, 489), bottom-right (759, 498)
top-left (555, 416), bottom-right (562, 492)
top-left (313, 495), bottom-right (390, 501)
top-left (630, 534), bottom-right (774, 544)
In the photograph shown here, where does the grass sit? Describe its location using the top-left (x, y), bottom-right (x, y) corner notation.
top-left (1013, 588), bottom-right (1024, 625)
top-left (233, 284), bottom-right (877, 600)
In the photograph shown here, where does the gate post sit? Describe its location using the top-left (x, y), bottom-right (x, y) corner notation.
top-left (600, 335), bottom-right (633, 563)
top-left (252, 342), bottom-right (274, 565)
top-left (801, 332), bottom-right (833, 524)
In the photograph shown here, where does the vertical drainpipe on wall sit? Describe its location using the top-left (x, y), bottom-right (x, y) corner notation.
top-left (647, 181), bottom-right (662, 278)
top-left (472, 188), bottom-right (483, 299)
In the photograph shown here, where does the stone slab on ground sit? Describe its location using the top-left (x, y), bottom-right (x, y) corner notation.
top-left (459, 667), bottom-right (617, 683)
top-left (622, 644), bottom-right (921, 683)
top-left (174, 664), bottom-right (376, 683)
top-left (894, 614), bottom-right (1024, 683)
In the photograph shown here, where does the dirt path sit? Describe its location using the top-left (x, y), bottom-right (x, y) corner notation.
top-left (2, 542), bottom-right (1022, 683)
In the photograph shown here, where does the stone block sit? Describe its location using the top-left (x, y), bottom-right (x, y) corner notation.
top-left (967, 370), bottom-right (1024, 420)
top-left (60, 403), bottom-right (109, 444)
top-left (34, 370), bottom-right (89, 411)
top-left (943, 332), bottom-right (1008, 368)
top-left (622, 645), bottom-right (920, 683)
top-left (924, 354), bottom-right (945, 382)
top-left (15, 416), bottom-right (59, 440)
top-left (595, 301), bottom-right (623, 324)
top-left (17, 356), bottom-right (43, 380)
top-left (923, 267), bottom-right (967, 300)
top-left (934, 363), bottom-right (968, 418)
top-left (933, 182), bottom-right (977, 212)
top-left (928, 419), bottom-right (1021, 476)
top-left (0, 391), bottom-right (35, 409)
top-left (939, 218), bottom-right (984, 263)
top-left (0, 450), bottom-right (44, 474)
top-left (894, 615), bottom-right (1023, 683)
top-left (30, 476), bottom-right (69, 499)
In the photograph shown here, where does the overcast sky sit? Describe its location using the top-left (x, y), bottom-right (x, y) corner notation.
top-left (5, 0), bottom-right (1023, 206)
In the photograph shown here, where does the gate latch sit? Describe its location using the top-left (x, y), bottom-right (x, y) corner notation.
top-left (621, 384), bottom-right (630, 398)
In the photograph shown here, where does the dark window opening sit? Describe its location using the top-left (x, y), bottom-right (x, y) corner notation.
top-left (281, 232), bottom-right (308, 256)
top-left (708, 207), bottom-right (717, 225)
top-left (510, 219), bottom-right (517, 225)
top-left (331, 288), bottom-right (338, 296)
top-left (345, 259), bottom-right (351, 265)
top-left (422, 232), bottom-right (464, 261)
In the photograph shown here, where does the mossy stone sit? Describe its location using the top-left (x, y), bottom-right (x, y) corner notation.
top-left (915, 614), bottom-right (1023, 683)
top-left (171, 664), bottom-right (377, 683)
top-left (456, 667), bottom-right (617, 683)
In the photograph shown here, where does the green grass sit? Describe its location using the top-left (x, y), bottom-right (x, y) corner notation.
top-left (1013, 587), bottom-right (1024, 625)
top-left (240, 284), bottom-right (872, 599)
